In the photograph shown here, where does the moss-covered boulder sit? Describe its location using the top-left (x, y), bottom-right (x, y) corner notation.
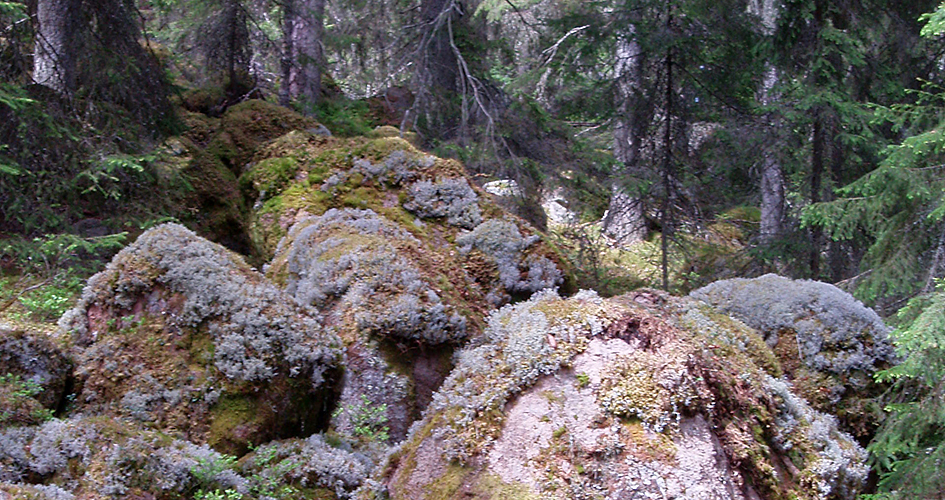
top-left (57, 223), bottom-right (343, 455)
top-left (0, 326), bottom-right (70, 413)
top-left (238, 131), bottom-right (570, 443)
top-left (242, 131), bottom-right (570, 308)
top-left (690, 274), bottom-right (895, 441)
top-left (369, 290), bottom-right (868, 500)
top-left (157, 100), bottom-right (323, 258)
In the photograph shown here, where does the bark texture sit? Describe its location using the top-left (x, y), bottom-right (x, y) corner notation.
top-left (34, 0), bottom-right (78, 94)
top-left (284, 0), bottom-right (326, 106)
top-left (603, 31), bottom-right (647, 245)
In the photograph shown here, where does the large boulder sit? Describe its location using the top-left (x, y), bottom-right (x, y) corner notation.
top-left (369, 290), bottom-right (868, 500)
top-left (57, 223), bottom-right (343, 455)
top-left (268, 208), bottom-right (468, 441)
top-left (690, 274), bottom-right (895, 440)
top-left (242, 132), bottom-right (571, 443)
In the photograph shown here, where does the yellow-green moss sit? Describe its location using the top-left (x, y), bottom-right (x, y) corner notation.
top-left (240, 157), bottom-right (300, 195)
top-left (208, 395), bottom-right (259, 454)
top-left (354, 137), bottom-right (419, 161)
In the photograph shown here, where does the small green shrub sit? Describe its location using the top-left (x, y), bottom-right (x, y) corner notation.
top-left (314, 99), bottom-right (374, 137)
top-left (332, 394), bottom-right (390, 443)
top-left (17, 278), bottom-right (80, 321)
top-left (0, 373), bottom-right (54, 425)
top-left (195, 490), bottom-right (243, 500)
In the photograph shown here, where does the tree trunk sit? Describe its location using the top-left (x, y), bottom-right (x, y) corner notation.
top-left (421, 0), bottom-right (459, 94)
top-left (810, 116), bottom-right (825, 278)
top-left (289, 0), bottom-right (325, 106)
top-left (415, 0), bottom-right (461, 135)
top-left (750, 0), bottom-right (783, 244)
top-left (603, 31), bottom-right (647, 245)
top-left (661, 46), bottom-right (673, 292)
top-left (34, 0), bottom-right (77, 94)
top-left (759, 144), bottom-right (784, 243)
top-left (279, 0), bottom-right (295, 107)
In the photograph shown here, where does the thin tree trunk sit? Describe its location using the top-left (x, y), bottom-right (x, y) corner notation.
top-left (760, 146), bottom-right (784, 243)
top-left (661, 46), bottom-right (673, 292)
top-left (810, 116), bottom-right (825, 278)
top-left (603, 30), bottom-right (647, 245)
top-left (280, 0), bottom-right (295, 107)
top-left (34, 0), bottom-right (77, 94)
top-left (827, 126), bottom-right (845, 282)
top-left (286, 0), bottom-right (326, 107)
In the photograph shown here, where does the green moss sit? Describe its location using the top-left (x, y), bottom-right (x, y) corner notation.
top-left (220, 100), bottom-right (318, 167)
top-left (208, 395), bottom-right (259, 455)
top-left (424, 463), bottom-right (468, 499)
top-left (240, 157), bottom-right (300, 196)
top-left (474, 473), bottom-right (539, 500)
top-left (354, 137), bottom-right (419, 161)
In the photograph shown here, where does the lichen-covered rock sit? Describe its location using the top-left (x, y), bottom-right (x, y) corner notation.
top-left (0, 326), bottom-right (70, 411)
top-left (0, 482), bottom-right (76, 499)
top-left (0, 416), bottom-right (248, 499)
top-left (404, 177), bottom-right (482, 229)
top-left (371, 290), bottom-right (868, 500)
top-left (270, 208), bottom-right (467, 345)
top-left (457, 219), bottom-right (563, 304)
top-left (57, 223), bottom-right (343, 455)
top-left (690, 274), bottom-right (895, 440)
top-left (240, 130), bottom-right (570, 309)
top-left (239, 128), bottom-right (570, 451)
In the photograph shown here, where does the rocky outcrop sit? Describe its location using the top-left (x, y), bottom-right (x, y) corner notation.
top-left (691, 274), bottom-right (895, 440)
top-left (240, 129), bottom-right (570, 443)
top-left (57, 223), bottom-right (343, 455)
top-left (372, 290), bottom-right (868, 500)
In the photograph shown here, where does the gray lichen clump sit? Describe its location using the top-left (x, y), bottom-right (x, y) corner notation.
top-left (457, 219), bottom-right (563, 304)
top-left (56, 223), bottom-right (343, 453)
top-left (241, 434), bottom-right (374, 499)
top-left (404, 177), bottom-right (482, 229)
top-left (0, 416), bottom-right (247, 498)
top-left (273, 208), bottom-right (467, 344)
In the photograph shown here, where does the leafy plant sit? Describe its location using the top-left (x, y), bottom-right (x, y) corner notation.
top-left (190, 453), bottom-right (238, 490)
top-left (333, 394), bottom-right (390, 443)
top-left (194, 489), bottom-right (243, 500)
top-left (16, 278), bottom-right (80, 321)
top-left (0, 373), bottom-right (54, 426)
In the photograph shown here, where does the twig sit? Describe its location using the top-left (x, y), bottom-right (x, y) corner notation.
top-left (0, 278), bottom-right (51, 313)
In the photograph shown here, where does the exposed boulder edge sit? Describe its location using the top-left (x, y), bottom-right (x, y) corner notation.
top-left (367, 290), bottom-right (868, 500)
top-left (57, 223), bottom-right (342, 454)
top-left (690, 274), bottom-right (895, 439)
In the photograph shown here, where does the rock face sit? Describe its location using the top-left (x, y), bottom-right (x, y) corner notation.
top-left (373, 290), bottom-right (868, 500)
top-left (691, 274), bottom-right (895, 440)
top-left (58, 223), bottom-right (343, 455)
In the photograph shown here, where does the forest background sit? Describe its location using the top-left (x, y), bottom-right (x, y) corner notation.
top-left (1, 0), bottom-right (945, 497)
